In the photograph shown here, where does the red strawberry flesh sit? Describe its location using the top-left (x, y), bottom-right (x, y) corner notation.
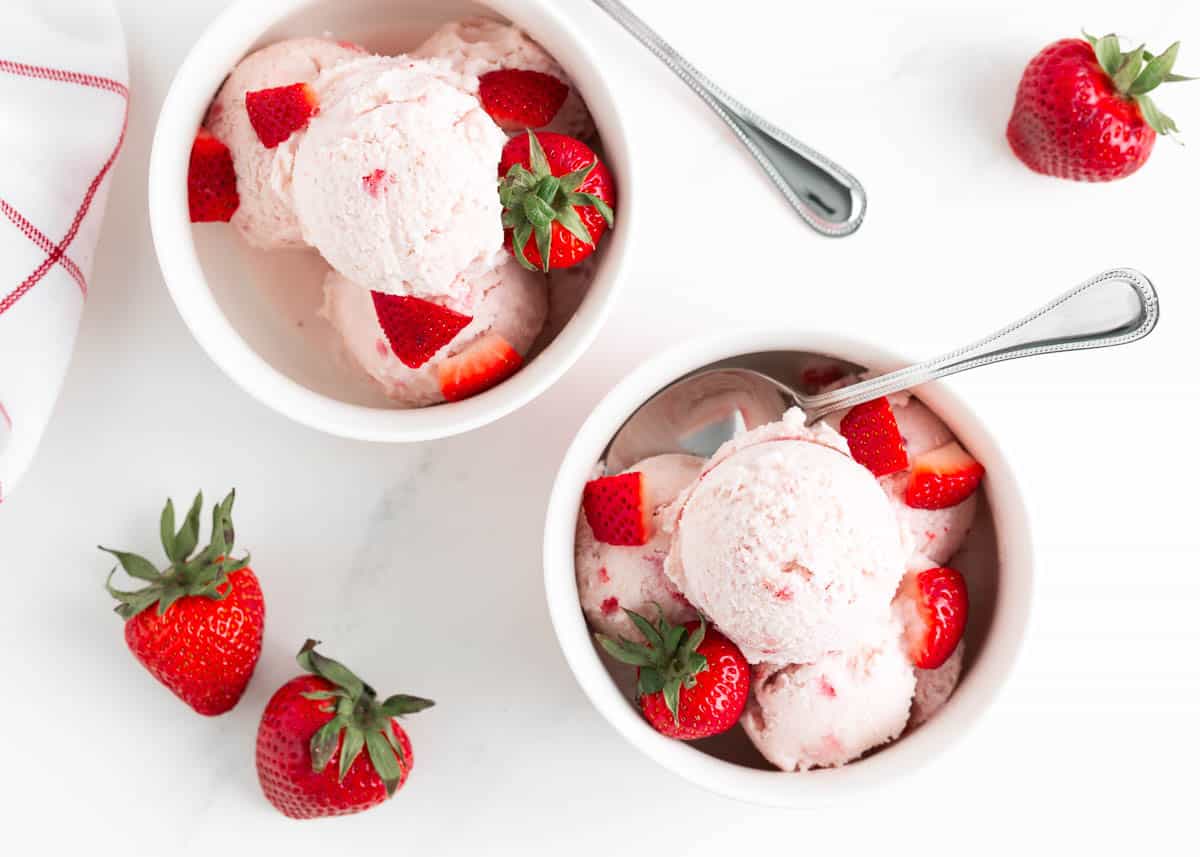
top-left (839, 397), bottom-right (909, 477)
top-left (371, 293), bottom-right (472, 369)
top-left (437, 333), bottom-right (522, 402)
top-left (896, 566), bottom-right (968, 669)
top-left (905, 441), bottom-right (984, 509)
top-left (479, 68), bottom-right (569, 131)
top-left (582, 472), bottom-right (650, 546)
top-left (246, 82), bottom-right (319, 149)
top-left (188, 129), bottom-right (239, 223)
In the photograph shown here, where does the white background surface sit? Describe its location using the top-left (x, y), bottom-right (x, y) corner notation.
top-left (1, 0), bottom-right (1198, 852)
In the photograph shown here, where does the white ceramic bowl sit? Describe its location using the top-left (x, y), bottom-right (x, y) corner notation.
top-left (544, 330), bottom-right (1034, 807)
top-left (149, 0), bottom-right (631, 441)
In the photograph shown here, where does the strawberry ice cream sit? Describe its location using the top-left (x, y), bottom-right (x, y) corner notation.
top-left (575, 454), bottom-right (704, 641)
top-left (662, 410), bottom-right (908, 664)
top-left (579, 379), bottom-right (985, 770)
top-left (320, 259), bottom-right (547, 407)
top-left (292, 56), bottom-right (507, 302)
top-left (206, 38), bottom-right (363, 249)
top-left (741, 626), bottom-right (916, 771)
top-left (414, 17), bottom-right (594, 138)
top-left (909, 642), bottom-right (964, 727)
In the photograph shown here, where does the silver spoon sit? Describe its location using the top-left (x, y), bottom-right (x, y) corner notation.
top-left (591, 0), bottom-right (866, 237)
top-left (604, 267), bottom-right (1159, 473)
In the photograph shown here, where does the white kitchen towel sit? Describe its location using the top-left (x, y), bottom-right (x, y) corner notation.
top-left (0, 0), bottom-right (127, 502)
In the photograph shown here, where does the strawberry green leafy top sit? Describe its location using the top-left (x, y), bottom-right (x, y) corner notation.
top-left (297, 640), bottom-right (435, 797)
top-left (102, 490), bottom-right (248, 619)
top-left (1084, 32), bottom-right (1195, 136)
top-left (597, 607), bottom-right (710, 723)
top-left (498, 130), bottom-right (614, 273)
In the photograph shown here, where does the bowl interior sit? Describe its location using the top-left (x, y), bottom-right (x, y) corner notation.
top-left (191, 0), bottom-right (613, 407)
top-left (545, 332), bottom-right (1031, 804)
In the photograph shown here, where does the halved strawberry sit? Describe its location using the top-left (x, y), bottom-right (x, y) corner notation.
top-left (245, 82), bottom-right (319, 148)
top-left (895, 566), bottom-right (968, 669)
top-left (437, 333), bottom-right (522, 402)
top-left (371, 293), bottom-right (472, 369)
top-left (905, 442), bottom-right (984, 509)
top-left (582, 472), bottom-right (650, 546)
top-left (188, 129), bottom-right (239, 223)
top-left (839, 397), bottom-right (908, 477)
top-left (478, 68), bottom-right (569, 131)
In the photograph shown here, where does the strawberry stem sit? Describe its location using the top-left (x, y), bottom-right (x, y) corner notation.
top-left (498, 130), bottom-right (614, 272)
top-left (595, 606), bottom-right (709, 723)
top-left (101, 490), bottom-right (249, 619)
top-left (1083, 31), bottom-right (1194, 135)
top-left (295, 640), bottom-right (434, 798)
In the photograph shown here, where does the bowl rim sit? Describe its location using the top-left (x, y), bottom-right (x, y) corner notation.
top-left (147, 0), bottom-right (634, 442)
top-left (543, 327), bottom-right (1035, 807)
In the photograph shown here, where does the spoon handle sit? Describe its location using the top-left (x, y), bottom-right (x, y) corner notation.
top-left (590, 0), bottom-right (866, 237)
top-left (803, 267), bottom-right (1160, 421)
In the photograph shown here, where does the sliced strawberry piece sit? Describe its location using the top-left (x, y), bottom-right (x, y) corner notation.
top-left (798, 363), bottom-right (847, 393)
top-left (582, 472), bottom-right (650, 546)
top-left (188, 129), bottom-right (239, 223)
top-left (437, 333), bottom-right (522, 402)
top-left (478, 68), bottom-right (569, 131)
top-left (371, 293), bottom-right (472, 369)
top-left (905, 442), bottom-right (985, 509)
top-left (895, 566), bottom-right (968, 669)
top-left (245, 82), bottom-right (319, 148)
top-left (839, 397), bottom-right (909, 477)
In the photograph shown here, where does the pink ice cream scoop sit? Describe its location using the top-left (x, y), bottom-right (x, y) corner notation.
top-left (909, 641), bottom-right (963, 728)
top-left (321, 258), bottom-right (547, 407)
top-left (414, 17), bottom-right (594, 139)
top-left (205, 38), bottom-right (364, 250)
top-left (292, 56), bottom-right (507, 302)
top-left (663, 409), bottom-right (908, 664)
top-left (741, 626), bottom-right (916, 771)
top-left (575, 454), bottom-right (704, 641)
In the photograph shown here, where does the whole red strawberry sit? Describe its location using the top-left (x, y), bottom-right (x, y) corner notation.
top-left (256, 640), bottom-right (435, 819)
top-left (497, 130), bottom-right (615, 271)
top-left (102, 490), bottom-right (263, 715)
top-left (1007, 34), bottom-right (1192, 181)
top-left (598, 610), bottom-right (748, 740)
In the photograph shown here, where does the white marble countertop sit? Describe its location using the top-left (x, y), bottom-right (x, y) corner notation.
top-left (2, 0), bottom-right (1198, 851)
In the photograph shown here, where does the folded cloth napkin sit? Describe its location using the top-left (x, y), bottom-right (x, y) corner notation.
top-left (0, 0), bottom-right (127, 502)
